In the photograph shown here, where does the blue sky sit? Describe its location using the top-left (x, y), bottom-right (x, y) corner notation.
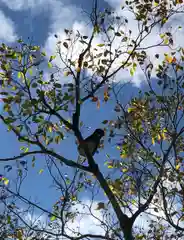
top-left (0, 0), bottom-right (184, 236)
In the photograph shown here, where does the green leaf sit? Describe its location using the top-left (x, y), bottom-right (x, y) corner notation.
top-left (102, 120), bottom-right (108, 124)
top-left (29, 68), bottom-right (33, 75)
top-left (115, 32), bottom-right (121, 36)
top-left (17, 72), bottom-right (24, 79)
top-left (7, 215), bottom-right (11, 224)
top-left (50, 215), bottom-right (56, 221)
top-left (49, 55), bottom-right (56, 62)
top-left (130, 68), bottom-right (134, 76)
top-left (32, 82), bottom-right (38, 88)
top-left (97, 43), bottom-right (105, 47)
top-left (48, 62), bottom-right (52, 68)
top-left (94, 25), bottom-right (100, 34)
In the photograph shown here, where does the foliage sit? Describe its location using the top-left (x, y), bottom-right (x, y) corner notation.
top-left (0, 0), bottom-right (184, 239)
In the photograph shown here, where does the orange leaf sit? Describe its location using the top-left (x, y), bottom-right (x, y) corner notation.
top-left (165, 55), bottom-right (173, 63)
top-left (91, 96), bottom-right (98, 102)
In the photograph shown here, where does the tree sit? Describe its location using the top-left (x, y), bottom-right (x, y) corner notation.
top-left (0, 0), bottom-right (184, 239)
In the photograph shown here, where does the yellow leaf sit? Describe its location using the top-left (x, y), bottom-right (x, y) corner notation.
top-left (157, 134), bottom-right (161, 141)
top-left (161, 132), bottom-right (166, 140)
top-left (176, 0), bottom-right (183, 4)
top-left (107, 165), bottom-right (113, 169)
top-left (154, 1), bottom-right (159, 6)
top-left (76, 67), bottom-right (81, 72)
top-left (127, 107), bottom-right (135, 113)
top-left (152, 137), bottom-right (155, 145)
top-left (3, 178), bottom-right (9, 185)
top-left (165, 55), bottom-right (173, 63)
top-left (48, 126), bottom-right (52, 133)
top-left (63, 71), bottom-right (70, 77)
top-left (122, 168), bottom-right (128, 173)
top-left (39, 169), bottom-right (44, 174)
top-left (176, 164), bottom-right (180, 170)
top-left (120, 153), bottom-right (127, 158)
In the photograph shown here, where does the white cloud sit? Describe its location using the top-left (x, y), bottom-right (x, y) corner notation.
top-left (104, 0), bottom-right (122, 8)
top-left (0, 0), bottom-right (47, 11)
top-left (0, 10), bottom-right (17, 42)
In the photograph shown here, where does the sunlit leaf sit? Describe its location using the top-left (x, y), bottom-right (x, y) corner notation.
top-left (152, 137), bottom-right (155, 145)
top-left (48, 62), bottom-right (52, 68)
top-left (97, 43), bottom-right (105, 47)
top-left (176, 164), bottom-right (180, 170)
top-left (39, 169), bottom-right (44, 174)
top-left (49, 55), bottom-right (56, 62)
top-left (3, 177), bottom-right (9, 185)
top-left (76, 67), bottom-right (81, 72)
top-left (165, 55), bottom-right (173, 63)
top-left (50, 215), bottom-right (56, 221)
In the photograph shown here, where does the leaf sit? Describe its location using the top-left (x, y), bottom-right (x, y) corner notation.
top-left (102, 120), bottom-right (108, 124)
top-left (55, 135), bottom-right (61, 144)
top-left (3, 177), bottom-right (9, 185)
top-left (154, 1), bottom-right (159, 6)
top-left (91, 96), bottom-right (98, 102)
top-left (48, 62), bottom-right (52, 68)
top-left (160, 33), bottom-right (165, 39)
top-left (152, 137), bottom-right (155, 145)
top-left (29, 68), bottom-right (33, 75)
top-left (17, 72), bottom-right (24, 79)
top-left (130, 68), bottom-right (134, 76)
top-left (49, 55), bottom-right (56, 62)
top-left (50, 215), bottom-right (56, 221)
top-left (127, 107), bottom-right (134, 113)
top-left (39, 169), bottom-right (44, 174)
top-left (97, 99), bottom-right (100, 109)
top-left (17, 229), bottom-right (23, 240)
top-left (176, 164), bottom-right (180, 170)
top-left (63, 71), bottom-right (71, 77)
top-left (165, 55), bottom-right (173, 63)
top-left (120, 153), bottom-right (127, 158)
top-left (104, 90), bottom-right (109, 102)
top-left (96, 202), bottom-right (105, 210)
top-left (97, 43), bottom-right (105, 47)
top-left (76, 67), bottom-right (81, 72)
top-left (63, 42), bottom-right (68, 49)
top-left (94, 25), bottom-right (100, 34)
top-left (115, 32), bottom-right (121, 36)
top-left (48, 126), bottom-right (52, 133)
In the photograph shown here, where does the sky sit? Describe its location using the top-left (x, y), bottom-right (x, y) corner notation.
top-left (0, 0), bottom-right (184, 237)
